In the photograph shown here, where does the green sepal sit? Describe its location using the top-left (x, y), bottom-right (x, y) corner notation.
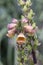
top-left (32, 23), bottom-right (36, 28)
top-left (24, 56), bottom-right (27, 61)
top-left (27, 45), bottom-right (32, 52)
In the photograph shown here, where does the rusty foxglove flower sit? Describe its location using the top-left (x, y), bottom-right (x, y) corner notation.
top-left (7, 23), bottom-right (17, 29)
top-left (24, 25), bottom-right (36, 34)
top-left (16, 33), bottom-right (26, 45)
top-left (6, 28), bottom-right (16, 38)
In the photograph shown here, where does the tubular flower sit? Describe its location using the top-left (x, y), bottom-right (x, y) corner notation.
top-left (7, 23), bottom-right (17, 29)
top-left (6, 28), bottom-right (16, 38)
top-left (16, 33), bottom-right (26, 45)
top-left (12, 18), bottom-right (18, 24)
top-left (22, 18), bottom-right (28, 23)
top-left (24, 25), bottom-right (36, 34)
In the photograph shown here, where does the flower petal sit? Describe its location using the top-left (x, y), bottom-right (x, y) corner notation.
top-left (24, 25), bottom-right (36, 34)
top-left (7, 23), bottom-right (17, 29)
top-left (12, 18), bottom-right (18, 23)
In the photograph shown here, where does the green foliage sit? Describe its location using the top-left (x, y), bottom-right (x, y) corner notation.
top-left (27, 45), bottom-right (32, 52)
top-left (0, 61), bottom-right (3, 65)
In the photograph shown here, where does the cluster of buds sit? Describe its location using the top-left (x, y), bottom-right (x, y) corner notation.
top-left (6, 0), bottom-right (40, 65)
top-left (18, 0), bottom-right (32, 7)
top-left (18, 0), bottom-right (35, 20)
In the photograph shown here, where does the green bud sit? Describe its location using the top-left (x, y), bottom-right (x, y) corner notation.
top-left (30, 9), bottom-right (35, 15)
top-left (21, 15), bottom-right (25, 19)
top-left (19, 0), bottom-right (25, 6)
top-left (34, 40), bottom-right (39, 46)
top-left (26, 0), bottom-right (32, 7)
top-left (27, 13), bottom-right (32, 19)
top-left (28, 45), bottom-right (32, 51)
top-left (23, 5), bottom-right (28, 12)
top-left (32, 23), bottom-right (36, 28)
top-left (27, 9), bottom-right (35, 19)
top-left (19, 63), bottom-right (23, 65)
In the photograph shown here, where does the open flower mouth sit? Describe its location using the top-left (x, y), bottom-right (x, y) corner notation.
top-left (17, 37), bottom-right (26, 44)
top-left (16, 33), bottom-right (26, 44)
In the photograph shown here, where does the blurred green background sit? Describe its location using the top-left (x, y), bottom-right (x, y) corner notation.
top-left (0, 0), bottom-right (43, 65)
